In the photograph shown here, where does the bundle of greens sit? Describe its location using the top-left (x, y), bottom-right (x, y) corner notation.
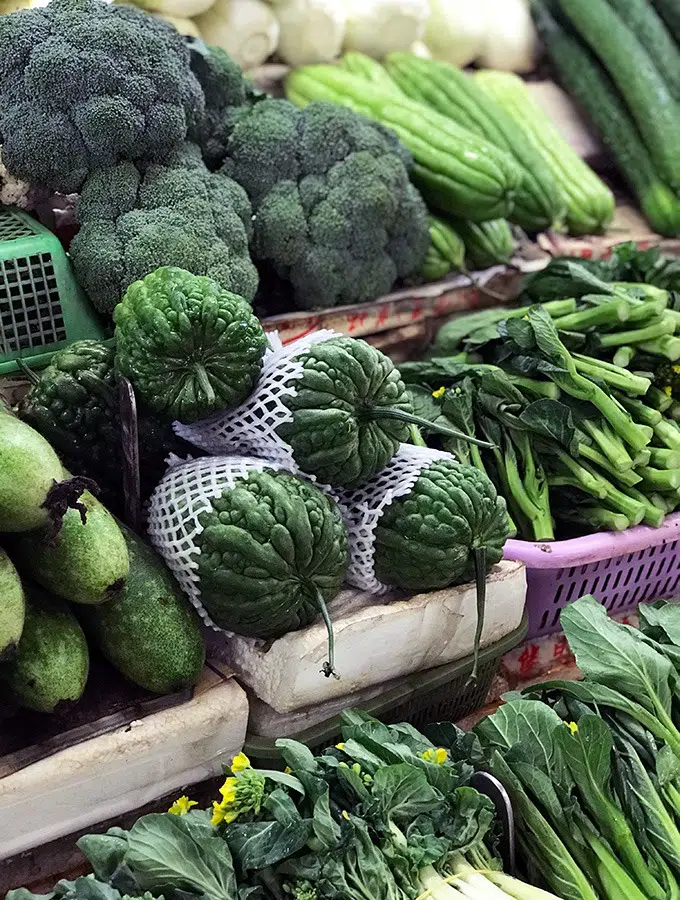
top-left (431, 594), bottom-right (680, 900)
top-left (8, 716), bottom-right (560, 900)
top-left (401, 255), bottom-right (680, 539)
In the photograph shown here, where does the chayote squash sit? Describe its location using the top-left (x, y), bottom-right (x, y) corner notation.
top-left (114, 267), bottom-right (268, 423)
top-left (277, 337), bottom-right (491, 488)
top-left (195, 469), bottom-right (349, 675)
top-left (373, 459), bottom-right (511, 676)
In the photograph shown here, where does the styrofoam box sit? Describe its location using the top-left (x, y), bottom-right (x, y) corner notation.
top-left (206, 560), bottom-right (526, 714)
top-left (0, 678), bottom-right (248, 861)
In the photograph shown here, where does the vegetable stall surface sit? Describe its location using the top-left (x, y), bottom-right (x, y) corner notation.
top-left (6, 713), bottom-right (561, 900)
top-left (433, 594), bottom-right (680, 899)
top-left (114, 267), bottom-right (268, 424)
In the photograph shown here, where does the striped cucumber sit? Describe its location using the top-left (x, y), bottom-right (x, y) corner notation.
top-left (651, 0), bottom-right (680, 41)
top-left (558, 0), bottom-right (680, 190)
top-left (534, 1), bottom-right (680, 237)
top-left (420, 216), bottom-right (466, 281)
top-left (448, 218), bottom-right (515, 269)
top-left (384, 53), bottom-right (565, 232)
top-left (606, 0), bottom-right (680, 102)
top-left (474, 69), bottom-right (615, 236)
top-left (341, 52), bottom-right (404, 94)
top-left (285, 66), bottom-right (523, 222)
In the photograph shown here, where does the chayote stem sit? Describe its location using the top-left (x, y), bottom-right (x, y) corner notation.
top-left (468, 546), bottom-right (487, 685)
top-left (314, 585), bottom-right (339, 680)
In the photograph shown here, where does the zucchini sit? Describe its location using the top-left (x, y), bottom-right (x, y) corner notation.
top-left (474, 69), bottom-right (615, 236)
top-left (534, 1), bottom-right (680, 238)
top-left (558, 0), bottom-right (680, 190)
top-left (384, 53), bottom-right (565, 232)
top-left (448, 218), bottom-right (515, 269)
top-left (420, 215), bottom-right (466, 281)
top-left (651, 0), bottom-right (680, 42)
top-left (606, 0), bottom-right (680, 103)
top-left (285, 66), bottom-right (523, 222)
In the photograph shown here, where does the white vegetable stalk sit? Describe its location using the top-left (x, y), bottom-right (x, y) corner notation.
top-left (151, 12), bottom-right (201, 35)
top-left (478, 0), bottom-right (537, 73)
top-left (132, 0), bottom-right (215, 19)
top-left (275, 0), bottom-right (345, 66)
top-left (342, 0), bottom-right (429, 60)
top-left (423, 0), bottom-right (485, 67)
top-left (485, 872), bottom-right (561, 899)
top-left (196, 0), bottom-right (279, 69)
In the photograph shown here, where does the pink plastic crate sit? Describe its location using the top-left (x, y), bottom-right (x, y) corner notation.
top-left (503, 513), bottom-right (680, 639)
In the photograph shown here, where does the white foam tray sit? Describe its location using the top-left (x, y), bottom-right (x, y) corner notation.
top-left (0, 678), bottom-right (248, 861)
top-left (207, 560), bottom-right (526, 714)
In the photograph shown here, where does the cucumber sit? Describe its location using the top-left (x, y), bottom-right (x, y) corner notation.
top-left (1, 586), bottom-right (89, 712)
top-left (286, 66), bottom-right (523, 222)
top-left (0, 549), bottom-right (25, 660)
top-left (79, 528), bottom-right (205, 695)
top-left (606, 0), bottom-right (680, 102)
top-left (449, 218), bottom-right (515, 269)
top-left (0, 411), bottom-right (92, 533)
top-left (558, 0), bottom-right (680, 190)
top-left (420, 215), bottom-right (466, 281)
top-left (534, 2), bottom-right (680, 238)
top-left (11, 491), bottom-right (129, 605)
top-left (474, 69), bottom-right (615, 237)
top-left (384, 53), bottom-right (565, 232)
top-left (651, 0), bottom-right (680, 42)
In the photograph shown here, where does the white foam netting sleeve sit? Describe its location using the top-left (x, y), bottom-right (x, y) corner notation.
top-left (335, 444), bottom-right (456, 595)
top-left (147, 454), bottom-right (289, 631)
top-left (173, 329), bottom-right (340, 479)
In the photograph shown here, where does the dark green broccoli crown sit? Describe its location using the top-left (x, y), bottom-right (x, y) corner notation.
top-left (221, 99), bottom-right (429, 311)
top-left (195, 468), bottom-right (348, 638)
top-left (0, 0), bottom-right (204, 193)
top-left (70, 145), bottom-right (258, 314)
top-left (374, 459), bottom-right (510, 591)
top-left (188, 41), bottom-right (262, 170)
top-left (114, 266), bottom-right (267, 423)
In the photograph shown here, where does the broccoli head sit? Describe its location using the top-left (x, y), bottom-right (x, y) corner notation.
top-left (70, 143), bottom-right (258, 315)
top-left (188, 40), bottom-right (265, 171)
top-left (0, 0), bottom-right (205, 193)
top-left (221, 99), bottom-right (429, 310)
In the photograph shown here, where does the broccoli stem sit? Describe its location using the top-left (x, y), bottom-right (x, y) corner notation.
top-left (626, 298), bottom-right (669, 323)
top-left (572, 354), bottom-right (651, 395)
top-left (553, 450), bottom-right (608, 498)
top-left (558, 506), bottom-right (630, 532)
top-left (366, 408), bottom-right (493, 448)
top-left (599, 316), bottom-right (676, 348)
top-left (654, 419), bottom-right (680, 449)
top-left (670, 401), bottom-right (680, 421)
top-left (504, 437), bottom-right (554, 540)
top-left (577, 443), bottom-right (642, 486)
top-left (507, 375), bottom-right (561, 400)
top-left (613, 346), bottom-right (636, 368)
top-left (582, 418), bottom-right (635, 471)
top-left (626, 487), bottom-right (666, 527)
top-left (637, 467), bottom-right (680, 490)
top-left (615, 392), bottom-right (663, 427)
top-left (646, 386), bottom-right (674, 412)
top-left (638, 336), bottom-right (680, 361)
top-left (648, 447), bottom-right (680, 469)
top-left (552, 299), bottom-right (630, 331)
top-left (552, 454), bottom-right (646, 524)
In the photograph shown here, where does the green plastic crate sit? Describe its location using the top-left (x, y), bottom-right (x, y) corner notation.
top-left (0, 206), bottom-right (106, 374)
top-left (244, 612), bottom-right (529, 768)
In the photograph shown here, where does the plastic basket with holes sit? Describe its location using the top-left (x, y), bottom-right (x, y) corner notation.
top-left (0, 206), bottom-right (105, 374)
top-left (503, 514), bottom-right (680, 639)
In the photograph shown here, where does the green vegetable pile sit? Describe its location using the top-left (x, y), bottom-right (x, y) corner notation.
top-left (400, 247), bottom-right (680, 539)
top-left (6, 713), bottom-right (560, 900)
top-left (434, 593), bottom-right (680, 899)
top-left (0, 411), bottom-right (205, 712)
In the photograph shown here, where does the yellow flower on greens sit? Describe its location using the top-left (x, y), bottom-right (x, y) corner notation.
top-left (567, 721), bottom-right (579, 735)
top-left (335, 742), bottom-right (345, 751)
top-left (231, 752), bottom-right (251, 773)
top-left (211, 769), bottom-right (266, 827)
top-left (168, 796), bottom-right (197, 816)
top-left (342, 810), bottom-right (350, 820)
top-left (432, 386), bottom-right (445, 399)
top-left (422, 747), bottom-right (448, 765)
top-left (212, 799), bottom-right (239, 826)
top-left (665, 385), bottom-right (673, 397)
top-left (220, 776), bottom-right (238, 803)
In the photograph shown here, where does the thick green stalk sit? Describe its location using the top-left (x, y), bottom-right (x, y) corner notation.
top-left (613, 346), bottom-right (636, 368)
top-left (654, 419), bottom-right (680, 449)
top-left (558, 506), bottom-right (630, 531)
top-left (553, 300), bottom-right (630, 331)
top-left (638, 336), bottom-right (680, 361)
top-left (626, 487), bottom-right (666, 527)
top-left (582, 419), bottom-right (635, 471)
top-left (648, 447), bottom-right (680, 469)
top-left (554, 450), bottom-right (608, 497)
top-left (572, 355), bottom-right (651, 395)
top-left (638, 467), bottom-right (680, 490)
top-left (585, 831), bottom-right (650, 900)
top-left (508, 375), bottom-right (561, 400)
top-left (615, 392), bottom-right (663, 427)
top-left (577, 444), bottom-right (642, 486)
top-left (647, 386), bottom-right (674, 412)
top-left (599, 316), bottom-right (676, 348)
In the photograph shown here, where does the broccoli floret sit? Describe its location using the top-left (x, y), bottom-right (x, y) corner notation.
top-left (188, 40), bottom-right (265, 170)
top-left (0, 0), bottom-right (204, 193)
top-left (70, 143), bottom-right (258, 314)
top-left (221, 99), bottom-right (429, 310)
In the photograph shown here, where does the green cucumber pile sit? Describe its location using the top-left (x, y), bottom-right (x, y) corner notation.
top-left (401, 243), bottom-right (680, 540)
top-left (0, 412), bottom-right (205, 713)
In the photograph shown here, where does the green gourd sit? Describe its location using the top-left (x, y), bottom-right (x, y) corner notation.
top-left (420, 216), bottom-right (466, 282)
top-left (0, 549), bottom-right (25, 660)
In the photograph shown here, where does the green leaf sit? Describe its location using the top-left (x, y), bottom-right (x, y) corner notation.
top-left (77, 831), bottom-right (129, 882)
top-left (125, 814), bottom-right (237, 900)
top-left (311, 790), bottom-right (342, 849)
top-left (475, 699), bottom-right (564, 776)
top-left (561, 596), bottom-right (675, 716)
top-left (371, 763), bottom-right (443, 824)
top-left (226, 819), bottom-right (314, 872)
top-left (264, 789), bottom-right (301, 826)
top-left (519, 399), bottom-right (579, 454)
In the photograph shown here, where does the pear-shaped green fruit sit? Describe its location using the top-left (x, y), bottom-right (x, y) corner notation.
top-left (0, 549), bottom-right (25, 659)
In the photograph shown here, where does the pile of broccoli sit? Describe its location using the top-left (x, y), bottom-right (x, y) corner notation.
top-left (0, 0), bottom-right (429, 313)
